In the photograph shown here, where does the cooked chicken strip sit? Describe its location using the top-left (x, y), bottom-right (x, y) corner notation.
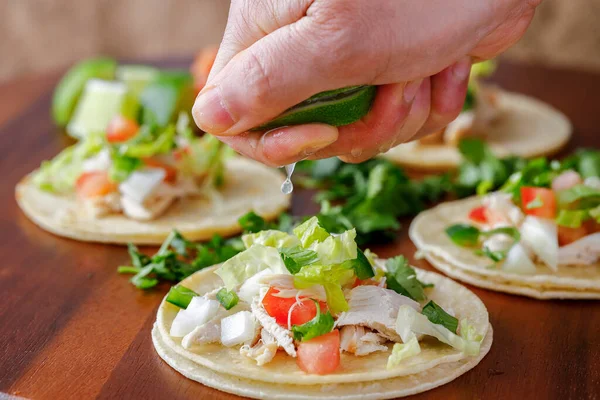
top-left (336, 286), bottom-right (421, 342)
top-left (340, 326), bottom-right (388, 356)
top-left (240, 329), bottom-right (278, 366)
top-left (250, 299), bottom-right (296, 357)
top-left (558, 233), bottom-right (600, 266)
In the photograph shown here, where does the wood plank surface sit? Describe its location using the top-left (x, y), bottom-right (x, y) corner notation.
top-left (0, 59), bottom-right (598, 400)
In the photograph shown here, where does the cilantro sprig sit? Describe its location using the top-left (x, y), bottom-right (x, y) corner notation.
top-left (384, 256), bottom-right (431, 301)
top-left (291, 301), bottom-right (335, 341)
top-left (119, 212), bottom-right (291, 289)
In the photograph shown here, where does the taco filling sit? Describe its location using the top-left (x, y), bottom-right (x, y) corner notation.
top-left (162, 217), bottom-right (487, 376)
top-left (31, 113), bottom-right (228, 222)
top-left (445, 168), bottom-right (600, 272)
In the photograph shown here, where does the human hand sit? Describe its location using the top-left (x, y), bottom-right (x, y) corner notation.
top-left (192, 0), bottom-right (541, 165)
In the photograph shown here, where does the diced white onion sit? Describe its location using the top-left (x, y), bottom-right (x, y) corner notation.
top-left (170, 299), bottom-right (220, 337)
top-left (501, 243), bottom-right (537, 274)
top-left (119, 168), bottom-right (166, 204)
top-left (520, 216), bottom-right (558, 271)
top-left (82, 149), bottom-right (111, 172)
top-left (220, 311), bottom-right (256, 347)
top-left (238, 269), bottom-right (273, 304)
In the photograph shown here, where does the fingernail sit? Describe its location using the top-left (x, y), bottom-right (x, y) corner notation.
top-left (262, 127), bottom-right (336, 159)
top-left (452, 57), bottom-right (472, 81)
top-left (403, 80), bottom-right (422, 104)
top-left (192, 86), bottom-right (235, 134)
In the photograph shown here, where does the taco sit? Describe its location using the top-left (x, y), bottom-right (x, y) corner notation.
top-left (16, 114), bottom-right (289, 244)
top-left (382, 62), bottom-right (572, 171)
top-left (410, 159), bottom-right (600, 299)
top-left (152, 218), bottom-right (492, 399)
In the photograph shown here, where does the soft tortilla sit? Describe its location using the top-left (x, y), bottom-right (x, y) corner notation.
top-left (152, 264), bottom-right (492, 398)
top-left (382, 91), bottom-right (572, 171)
top-left (410, 196), bottom-right (600, 299)
top-left (153, 323), bottom-right (493, 400)
top-left (15, 157), bottom-right (290, 245)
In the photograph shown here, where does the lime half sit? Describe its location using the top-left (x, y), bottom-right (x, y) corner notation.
top-left (52, 58), bottom-right (117, 127)
top-left (66, 79), bottom-right (138, 139)
top-left (116, 65), bottom-right (160, 97)
top-left (255, 85), bottom-right (377, 131)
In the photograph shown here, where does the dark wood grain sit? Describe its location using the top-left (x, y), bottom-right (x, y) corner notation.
top-left (0, 60), bottom-right (599, 400)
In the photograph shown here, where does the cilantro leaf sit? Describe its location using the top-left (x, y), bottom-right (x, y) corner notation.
top-left (343, 248), bottom-right (375, 280)
top-left (279, 246), bottom-right (319, 274)
top-left (384, 256), bottom-right (427, 301)
top-left (291, 301), bottom-right (335, 341)
top-left (421, 300), bottom-right (459, 333)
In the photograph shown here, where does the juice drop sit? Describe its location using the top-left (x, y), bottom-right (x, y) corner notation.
top-left (281, 163), bottom-right (296, 194)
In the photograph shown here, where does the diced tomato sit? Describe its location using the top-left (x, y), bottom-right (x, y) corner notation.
top-left (520, 187), bottom-right (556, 219)
top-left (262, 287), bottom-right (327, 327)
top-left (143, 158), bottom-right (177, 183)
top-left (468, 206), bottom-right (488, 224)
top-left (75, 171), bottom-right (117, 198)
top-left (106, 115), bottom-right (139, 143)
top-left (191, 46), bottom-right (218, 93)
top-left (297, 330), bottom-right (340, 375)
top-left (558, 226), bottom-right (589, 246)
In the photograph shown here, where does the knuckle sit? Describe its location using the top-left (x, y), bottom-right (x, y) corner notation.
top-left (239, 49), bottom-right (274, 111)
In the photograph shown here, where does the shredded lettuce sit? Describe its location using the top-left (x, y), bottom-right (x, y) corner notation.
top-left (109, 153), bottom-right (142, 182)
top-left (387, 336), bottom-right (421, 368)
top-left (32, 133), bottom-right (104, 192)
top-left (556, 209), bottom-right (590, 228)
top-left (396, 305), bottom-right (482, 356)
top-left (179, 134), bottom-right (228, 187)
top-left (216, 244), bottom-right (289, 290)
top-left (309, 228), bottom-right (357, 265)
top-left (294, 264), bottom-right (355, 313)
top-left (242, 230), bottom-right (300, 249)
top-left (118, 124), bottom-right (176, 158)
top-left (293, 217), bottom-right (330, 247)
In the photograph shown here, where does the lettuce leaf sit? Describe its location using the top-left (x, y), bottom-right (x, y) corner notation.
top-left (395, 305), bottom-right (481, 356)
top-left (242, 230), bottom-right (300, 249)
top-left (216, 244), bottom-right (289, 290)
top-left (293, 216), bottom-right (330, 247)
top-left (32, 133), bottom-right (104, 193)
top-left (387, 336), bottom-right (421, 368)
top-left (119, 124), bottom-right (175, 158)
top-left (294, 264), bottom-right (355, 313)
top-left (309, 228), bottom-right (357, 265)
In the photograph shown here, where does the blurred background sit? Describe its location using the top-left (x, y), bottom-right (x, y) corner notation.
top-left (1, 0), bottom-right (600, 83)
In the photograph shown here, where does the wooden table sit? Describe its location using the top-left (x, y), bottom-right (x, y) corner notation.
top-left (0, 60), bottom-right (599, 400)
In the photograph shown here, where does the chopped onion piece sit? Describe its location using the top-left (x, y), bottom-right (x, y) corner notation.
top-left (119, 168), bottom-right (166, 204)
top-left (221, 311), bottom-right (257, 347)
top-left (520, 216), bottom-right (558, 271)
top-left (501, 243), bottom-right (537, 274)
top-left (238, 269), bottom-right (273, 304)
top-left (170, 298), bottom-right (220, 337)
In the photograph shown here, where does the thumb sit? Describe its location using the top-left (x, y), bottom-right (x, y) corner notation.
top-left (192, 20), bottom-right (368, 136)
